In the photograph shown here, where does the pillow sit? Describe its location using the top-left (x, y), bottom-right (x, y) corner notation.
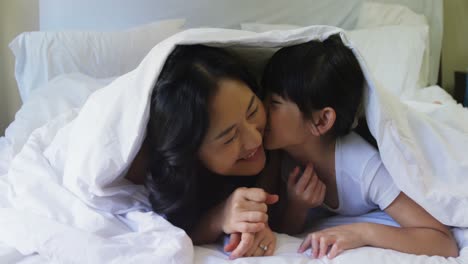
top-left (346, 26), bottom-right (428, 98)
top-left (9, 19), bottom-right (185, 102)
top-left (355, 2), bottom-right (430, 88)
top-left (355, 2), bottom-right (428, 28)
top-left (240, 23), bottom-right (428, 98)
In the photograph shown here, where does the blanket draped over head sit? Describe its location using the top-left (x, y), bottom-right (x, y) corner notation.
top-left (1, 26), bottom-right (468, 263)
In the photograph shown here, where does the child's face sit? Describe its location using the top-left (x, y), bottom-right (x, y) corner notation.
top-left (264, 93), bottom-right (310, 150)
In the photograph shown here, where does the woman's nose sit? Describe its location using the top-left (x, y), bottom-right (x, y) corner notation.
top-left (242, 123), bottom-right (262, 150)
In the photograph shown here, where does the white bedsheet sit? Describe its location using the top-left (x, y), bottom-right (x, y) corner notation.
top-left (194, 211), bottom-right (468, 263)
top-left (1, 26), bottom-right (468, 263)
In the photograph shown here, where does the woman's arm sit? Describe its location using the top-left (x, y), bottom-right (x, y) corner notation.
top-left (299, 193), bottom-right (459, 258)
top-left (189, 200), bottom-right (226, 245)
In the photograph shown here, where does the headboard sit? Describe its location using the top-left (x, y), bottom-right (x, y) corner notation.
top-left (39, 0), bottom-right (443, 85)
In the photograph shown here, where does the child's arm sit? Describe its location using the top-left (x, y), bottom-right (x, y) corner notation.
top-left (279, 164), bottom-right (326, 235)
top-left (299, 192), bottom-right (459, 259)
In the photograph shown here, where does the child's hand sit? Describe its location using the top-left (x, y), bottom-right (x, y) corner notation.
top-left (222, 187), bottom-right (279, 234)
top-left (298, 223), bottom-right (367, 259)
top-left (287, 163), bottom-right (326, 209)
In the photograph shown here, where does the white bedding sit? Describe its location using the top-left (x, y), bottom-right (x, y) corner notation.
top-left (1, 26), bottom-right (468, 263)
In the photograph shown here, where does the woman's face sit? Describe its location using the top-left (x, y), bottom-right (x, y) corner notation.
top-left (263, 93), bottom-right (310, 150)
top-left (198, 79), bottom-right (267, 176)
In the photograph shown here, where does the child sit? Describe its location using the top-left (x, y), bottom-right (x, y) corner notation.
top-left (261, 35), bottom-right (458, 259)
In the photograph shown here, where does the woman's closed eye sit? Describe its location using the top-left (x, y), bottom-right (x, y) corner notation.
top-left (248, 105), bottom-right (259, 119)
top-left (224, 130), bottom-right (238, 145)
top-left (224, 104), bottom-right (257, 145)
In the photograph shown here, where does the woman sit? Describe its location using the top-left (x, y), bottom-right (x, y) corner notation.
top-left (125, 44), bottom-right (279, 259)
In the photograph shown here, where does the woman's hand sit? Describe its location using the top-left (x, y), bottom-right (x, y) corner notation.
top-left (298, 223), bottom-right (367, 259)
top-left (221, 187), bottom-right (278, 234)
top-left (287, 163), bottom-right (326, 209)
top-left (225, 226), bottom-right (276, 259)
top-left (224, 232), bottom-right (255, 259)
top-left (244, 225), bottom-right (276, 257)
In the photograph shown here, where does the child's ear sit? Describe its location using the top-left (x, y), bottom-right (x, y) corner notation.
top-left (307, 107), bottom-right (336, 136)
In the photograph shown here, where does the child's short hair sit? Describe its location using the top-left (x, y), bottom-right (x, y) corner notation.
top-left (262, 34), bottom-right (364, 137)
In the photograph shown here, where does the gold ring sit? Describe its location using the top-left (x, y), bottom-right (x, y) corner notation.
top-left (259, 244), bottom-right (268, 251)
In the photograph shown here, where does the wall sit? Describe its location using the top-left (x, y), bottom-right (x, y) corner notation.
top-left (442, 0), bottom-right (468, 93)
top-left (0, 0), bottom-right (39, 135)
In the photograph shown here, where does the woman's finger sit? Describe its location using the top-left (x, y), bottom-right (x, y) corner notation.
top-left (265, 193), bottom-right (279, 205)
top-left (246, 230), bottom-right (264, 257)
top-left (229, 233), bottom-right (254, 259)
top-left (224, 233), bottom-right (241, 252)
top-left (241, 189), bottom-right (279, 205)
top-left (244, 201), bottom-right (268, 213)
top-left (252, 243), bottom-right (265, 257)
top-left (236, 222), bottom-right (265, 233)
top-left (239, 211), bottom-right (268, 223)
top-left (265, 238), bottom-right (276, 256)
top-left (253, 237), bottom-right (270, 257)
top-left (242, 188), bottom-right (268, 202)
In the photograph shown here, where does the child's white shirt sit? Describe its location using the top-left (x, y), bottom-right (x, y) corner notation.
top-left (281, 132), bottom-right (401, 216)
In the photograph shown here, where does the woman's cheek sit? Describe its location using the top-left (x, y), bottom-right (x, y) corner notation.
top-left (219, 143), bottom-right (242, 172)
top-left (259, 103), bottom-right (267, 126)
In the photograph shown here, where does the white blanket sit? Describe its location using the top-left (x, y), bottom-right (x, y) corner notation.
top-left (1, 26), bottom-right (468, 263)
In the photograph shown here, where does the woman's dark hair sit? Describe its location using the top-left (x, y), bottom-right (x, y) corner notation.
top-left (262, 34), bottom-right (365, 137)
top-left (145, 45), bottom-right (261, 232)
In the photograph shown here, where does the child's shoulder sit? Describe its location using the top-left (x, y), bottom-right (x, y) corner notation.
top-left (337, 132), bottom-right (381, 175)
top-left (338, 132), bottom-right (379, 159)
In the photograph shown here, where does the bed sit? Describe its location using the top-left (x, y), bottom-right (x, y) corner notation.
top-left (1, 0), bottom-right (468, 263)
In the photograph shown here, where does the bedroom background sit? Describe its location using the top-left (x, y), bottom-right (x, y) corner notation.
top-left (0, 0), bottom-right (467, 136)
